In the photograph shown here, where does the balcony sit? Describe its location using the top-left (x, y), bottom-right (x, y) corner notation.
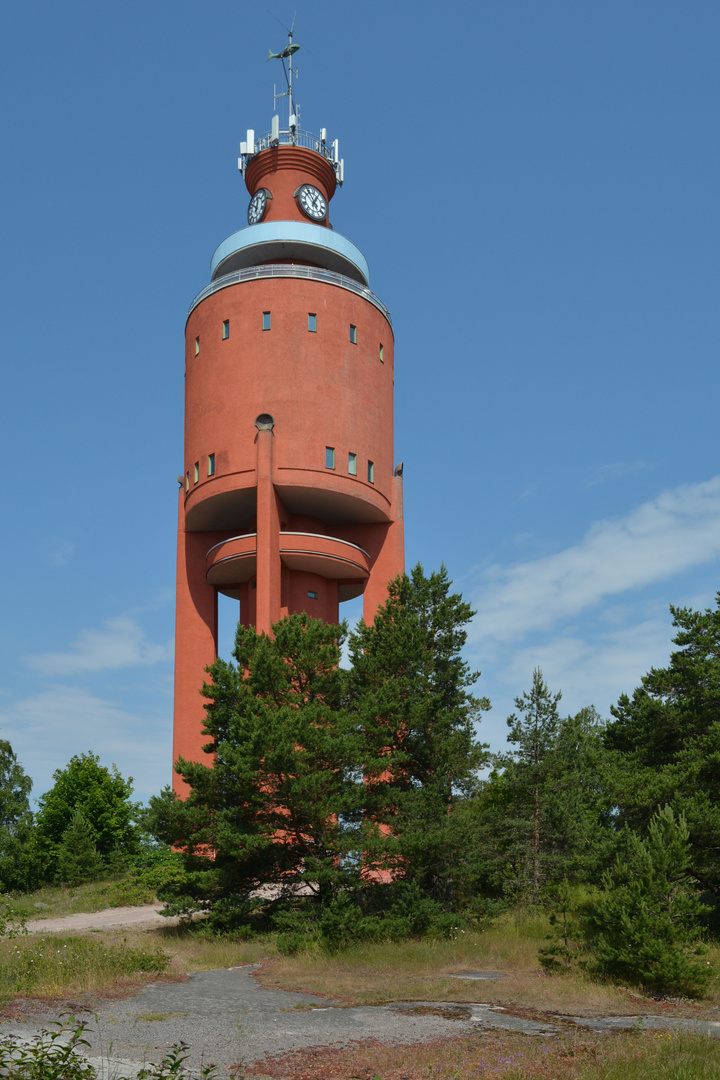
top-left (205, 532), bottom-right (371, 589)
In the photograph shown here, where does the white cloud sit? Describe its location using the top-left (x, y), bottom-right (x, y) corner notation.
top-left (0, 684), bottom-right (172, 804)
top-left (586, 461), bottom-right (654, 487)
top-left (24, 616), bottom-right (173, 677)
top-left (470, 475), bottom-right (720, 646)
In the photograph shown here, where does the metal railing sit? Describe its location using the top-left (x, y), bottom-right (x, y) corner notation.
top-left (188, 264), bottom-right (392, 324)
top-left (254, 127), bottom-right (334, 160)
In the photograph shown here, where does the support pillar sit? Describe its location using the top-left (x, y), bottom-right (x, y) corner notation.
top-left (172, 497), bottom-right (219, 796)
top-left (361, 473), bottom-right (405, 625)
top-left (255, 418), bottom-right (282, 635)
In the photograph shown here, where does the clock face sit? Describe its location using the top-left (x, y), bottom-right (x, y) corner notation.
top-left (297, 184), bottom-right (327, 221)
top-left (247, 188), bottom-right (269, 225)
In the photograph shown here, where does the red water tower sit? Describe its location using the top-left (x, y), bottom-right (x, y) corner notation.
top-left (172, 61), bottom-right (404, 791)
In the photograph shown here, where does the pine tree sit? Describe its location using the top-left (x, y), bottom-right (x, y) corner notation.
top-left (479, 685), bottom-right (612, 901)
top-left (167, 613), bottom-right (362, 926)
top-left (494, 669), bottom-right (562, 901)
top-left (585, 806), bottom-right (716, 996)
top-left (348, 564), bottom-right (490, 906)
top-left (605, 595), bottom-right (720, 896)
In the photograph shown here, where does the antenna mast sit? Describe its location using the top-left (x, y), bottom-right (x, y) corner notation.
top-left (273, 25), bottom-right (300, 141)
top-left (238, 22), bottom-right (344, 185)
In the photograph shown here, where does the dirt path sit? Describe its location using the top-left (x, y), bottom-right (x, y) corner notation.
top-left (28, 903), bottom-right (172, 934)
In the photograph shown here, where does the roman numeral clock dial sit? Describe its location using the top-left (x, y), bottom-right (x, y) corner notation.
top-left (297, 184), bottom-right (327, 221)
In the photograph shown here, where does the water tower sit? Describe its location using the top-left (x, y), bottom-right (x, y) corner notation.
top-left (173, 39), bottom-right (404, 789)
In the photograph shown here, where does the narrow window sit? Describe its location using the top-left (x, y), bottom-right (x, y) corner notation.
top-left (349, 324), bottom-right (357, 344)
top-left (348, 452), bottom-right (357, 476)
top-left (262, 311), bottom-right (271, 331)
top-left (379, 343), bottom-right (384, 363)
top-left (325, 446), bottom-right (335, 469)
top-left (308, 313), bottom-right (317, 332)
top-left (367, 460), bottom-right (375, 484)
top-left (251, 580), bottom-right (257, 590)
top-left (222, 320), bottom-right (229, 340)
top-left (185, 472), bottom-right (189, 492)
top-left (208, 453), bottom-right (215, 476)
top-left (194, 462), bottom-right (199, 484)
top-left (307, 590), bottom-right (318, 599)
top-left (194, 336), bottom-right (200, 356)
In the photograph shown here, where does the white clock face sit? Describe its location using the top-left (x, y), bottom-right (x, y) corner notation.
top-left (247, 188), bottom-right (269, 225)
top-left (297, 184), bottom-right (327, 221)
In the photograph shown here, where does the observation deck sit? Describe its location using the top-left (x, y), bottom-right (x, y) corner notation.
top-left (206, 531), bottom-right (370, 602)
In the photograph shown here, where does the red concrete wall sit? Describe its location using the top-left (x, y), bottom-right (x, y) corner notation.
top-left (184, 280), bottom-right (394, 529)
top-left (173, 145), bottom-right (404, 790)
top-left (245, 146), bottom-right (336, 227)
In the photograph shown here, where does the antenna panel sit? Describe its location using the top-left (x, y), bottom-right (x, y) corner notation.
top-left (246, 129), bottom-right (255, 155)
top-left (271, 115), bottom-right (280, 141)
top-left (238, 157), bottom-right (244, 174)
top-left (338, 159), bottom-right (345, 184)
top-left (320, 128), bottom-right (327, 143)
top-left (331, 139), bottom-right (339, 164)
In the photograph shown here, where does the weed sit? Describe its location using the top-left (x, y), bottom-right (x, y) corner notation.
top-left (245, 1029), bottom-right (720, 1079)
top-left (0, 1017), bottom-right (220, 1078)
top-left (135, 1011), bottom-right (191, 1022)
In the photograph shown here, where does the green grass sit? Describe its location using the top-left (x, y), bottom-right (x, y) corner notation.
top-left (0, 935), bottom-right (171, 999)
top-left (2, 858), bottom-right (185, 920)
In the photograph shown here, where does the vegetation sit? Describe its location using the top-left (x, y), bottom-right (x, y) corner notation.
top-left (584, 805), bottom-right (715, 996)
top-left (0, 739), bottom-right (36, 892)
top-left (2, 571), bottom-right (720, 1007)
top-left (604, 597), bottom-right (720, 901)
top-left (34, 752), bottom-right (142, 881)
top-left (0, 1018), bottom-right (218, 1079)
top-left (245, 1029), bottom-right (720, 1079)
top-left (0, 935), bottom-right (169, 999)
top-left (152, 565), bottom-right (491, 944)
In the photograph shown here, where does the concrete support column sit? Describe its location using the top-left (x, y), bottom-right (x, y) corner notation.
top-left (255, 418), bottom-right (281, 635)
top-left (172, 498), bottom-right (218, 797)
top-left (362, 473), bottom-right (405, 625)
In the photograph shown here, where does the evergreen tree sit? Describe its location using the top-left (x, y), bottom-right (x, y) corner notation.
top-left (479, 697), bottom-right (611, 901)
top-left (348, 564), bottom-right (490, 906)
top-left (35, 752), bottom-right (140, 878)
top-left (159, 568), bottom-right (491, 933)
top-left (54, 809), bottom-right (104, 885)
top-left (604, 595), bottom-right (720, 896)
top-left (493, 669), bottom-right (562, 901)
top-left (165, 613), bottom-right (363, 925)
top-left (0, 739), bottom-right (36, 892)
top-left (584, 805), bottom-right (716, 996)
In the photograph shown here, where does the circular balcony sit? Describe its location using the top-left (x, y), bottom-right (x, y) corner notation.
top-left (210, 221), bottom-right (370, 286)
top-left (205, 532), bottom-right (371, 589)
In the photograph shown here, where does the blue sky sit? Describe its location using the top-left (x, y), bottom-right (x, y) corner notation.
top-left (2, 1), bottom-right (720, 804)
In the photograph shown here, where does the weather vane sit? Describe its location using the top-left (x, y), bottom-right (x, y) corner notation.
top-left (267, 13), bottom-right (302, 133)
top-left (238, 14), bottom-right (343, 184)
